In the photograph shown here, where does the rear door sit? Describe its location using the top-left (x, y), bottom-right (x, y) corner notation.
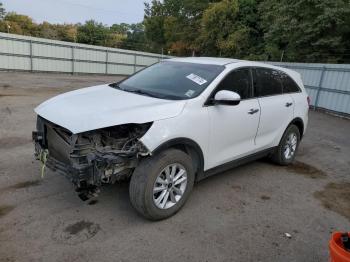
top-left (280, 71), bottom-right (308, 135)
top-left (207, 68), bottom-right (261, 168)
top-left (253, 68), bottom-right (294, 149)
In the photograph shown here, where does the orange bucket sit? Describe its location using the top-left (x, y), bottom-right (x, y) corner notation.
top-left (330, 232), bottom-right (350, 262)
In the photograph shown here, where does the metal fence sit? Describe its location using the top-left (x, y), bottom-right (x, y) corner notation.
top-left (0, 33), bottom-right (349, 115)
top-left (272, 62), bottom-right (350, 115)
top-left (0, 32), bottom-right (165, 75)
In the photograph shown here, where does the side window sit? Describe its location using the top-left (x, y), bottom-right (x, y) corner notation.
top-left (254, 68), bottom-right (283, 97)
top-left (216, 68), bottom-right (252, 99)
top-left (280, 72), bottom-right (301, 93)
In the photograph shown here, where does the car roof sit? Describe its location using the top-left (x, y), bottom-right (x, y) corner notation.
top-left (166, 57), bottom-right (301, 82)
top-left (167, 57), bottom-right (285, 68)
top-left (167, 57), bottom-right (241, 66)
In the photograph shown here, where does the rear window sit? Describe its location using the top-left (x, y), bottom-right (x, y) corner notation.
top-left (280, 72), bottom-right (301, 93)
top-left (254, 68), bottom-right (283, 97)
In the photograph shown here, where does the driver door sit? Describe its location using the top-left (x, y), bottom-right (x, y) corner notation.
top-left (207, 68), bottom-right (261, 169)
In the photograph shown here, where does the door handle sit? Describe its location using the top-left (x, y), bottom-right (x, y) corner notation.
top-left (285, 102), bottom-right (293, 107)
top-left (248, 109), bottom-right (259, 115)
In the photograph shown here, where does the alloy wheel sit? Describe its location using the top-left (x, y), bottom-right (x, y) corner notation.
top-left (284, 133), bottom-right (298, 159)
top-left (153, 163), bottom-right (188, 209)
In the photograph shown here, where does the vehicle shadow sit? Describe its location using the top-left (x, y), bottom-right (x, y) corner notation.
top-left (94, 159), bottom-right (270, 222)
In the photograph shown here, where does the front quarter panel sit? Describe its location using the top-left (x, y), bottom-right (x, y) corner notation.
top-left (139, 100), bottom-right (211, 170)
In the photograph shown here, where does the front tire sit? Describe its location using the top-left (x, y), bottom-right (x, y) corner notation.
top-left (129, 148), bottom-right (195, 220)
top-left (270, 125), bottom-right (300, 165)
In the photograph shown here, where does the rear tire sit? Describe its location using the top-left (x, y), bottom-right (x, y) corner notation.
top-left (129, 148), bottom-right (194, 220)
top-left (270, 125), bottom-right (300, 165)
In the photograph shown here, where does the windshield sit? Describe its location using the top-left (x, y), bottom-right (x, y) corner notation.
top-left (115, 61), bottom-right (224, 100)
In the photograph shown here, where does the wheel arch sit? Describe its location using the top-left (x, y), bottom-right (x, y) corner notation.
top-left (152, 138), bottom-right (205, 181)
top-left (289, 117), bottom-right (304, 139)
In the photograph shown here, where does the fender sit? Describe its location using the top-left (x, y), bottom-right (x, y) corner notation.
top-left (289, 117), bottom-right (304, 139)
top-left (152, 137), bottom-right (205, 181)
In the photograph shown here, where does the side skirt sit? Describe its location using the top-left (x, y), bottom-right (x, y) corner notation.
top-left (198, 147), bottom-right (276, 181)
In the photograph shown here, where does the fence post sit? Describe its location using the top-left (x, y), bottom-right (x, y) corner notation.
top-left (29, 40), bottom-right (33, 71)
top-left (133, 55), bottom-right (137, 73)
top-left (314, 66), bottom-right (326, 109)
top-left (105, 50), bottom-right (108, 75)
top-left (71, 46), bottom-right (75, 75)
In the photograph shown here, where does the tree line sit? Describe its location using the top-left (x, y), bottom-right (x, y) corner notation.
top-left (0, 2), bottom-right (148, 52)
top-left (1, 0), bottom-right (350, 63)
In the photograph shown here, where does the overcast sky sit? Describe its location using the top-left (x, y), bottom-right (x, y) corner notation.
top-left (2, 0), bottom-right (150, 25)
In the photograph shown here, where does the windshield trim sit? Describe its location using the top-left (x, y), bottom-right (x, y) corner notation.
top-left (109, 83), bottom-right (184, 100)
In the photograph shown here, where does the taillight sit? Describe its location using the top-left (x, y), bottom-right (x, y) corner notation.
top-left (307, 96), bottom-right (311, 107)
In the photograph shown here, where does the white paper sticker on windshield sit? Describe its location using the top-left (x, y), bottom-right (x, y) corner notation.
top-left (186, 73), bottom-right (208, 86)
top-left (185, 89), bottom-right (195, 97)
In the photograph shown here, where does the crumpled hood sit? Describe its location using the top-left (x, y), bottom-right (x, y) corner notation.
top-left (35, 84), bottom-right (186, 134)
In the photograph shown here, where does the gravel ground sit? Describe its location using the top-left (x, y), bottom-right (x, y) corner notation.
top-left (0, 72), bottom-right (349, 262)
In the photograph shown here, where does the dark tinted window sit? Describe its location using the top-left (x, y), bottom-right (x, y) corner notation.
top-left (280, 72), bottom-right (301, 93)
top-left (255, 68), bottom-right (283, 97)
top-left (216, 68), bottom-right (252, 99)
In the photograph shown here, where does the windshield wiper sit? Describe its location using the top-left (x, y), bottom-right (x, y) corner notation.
top-left (125, 89), bottom-right (161, 98)
top-left (109, 84), bottom-right (182, 100)
top-left (109, 82), bottom-right (122, 89)
top-left (109, 83), bottom-right (156, 97)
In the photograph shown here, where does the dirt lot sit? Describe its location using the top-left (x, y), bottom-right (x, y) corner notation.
top-left (0, 72), bottom-right (349, 262)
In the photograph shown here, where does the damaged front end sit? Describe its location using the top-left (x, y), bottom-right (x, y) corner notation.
top-left (32, 116), bottom-right (152, 200)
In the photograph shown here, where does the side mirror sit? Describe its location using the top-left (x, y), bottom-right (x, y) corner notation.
top-left (213, 90), bottom-right (241, 106)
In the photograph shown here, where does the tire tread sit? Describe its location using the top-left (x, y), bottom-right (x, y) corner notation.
top-left (129, 149), bottom-right (194, 220)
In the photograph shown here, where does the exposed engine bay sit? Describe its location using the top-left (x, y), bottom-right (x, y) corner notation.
top-left (33, 116), bottom-right (152, 200)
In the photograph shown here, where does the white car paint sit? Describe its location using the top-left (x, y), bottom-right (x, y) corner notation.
top-left (35, 84), bottom-right (187, 134)
top-left (255, 93), bottom-right (294, 149)
top-left (207, 98), bottom-right (261, 168)
top-left (35, 57), bottom-right (309, 171)
top-left (214, 90), bottom-right (241, 101)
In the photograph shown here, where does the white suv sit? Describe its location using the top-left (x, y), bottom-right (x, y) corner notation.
top-left (33, 57), bottom-right (309, 220)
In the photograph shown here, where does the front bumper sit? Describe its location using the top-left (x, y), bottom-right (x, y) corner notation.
top-left (32, 116), bottom-right (149, 200)
top-left (32, 115), bottom-right (104, 200)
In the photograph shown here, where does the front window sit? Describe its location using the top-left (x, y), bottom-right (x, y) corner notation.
top-left (215, 68), bottom-right (252, 99)
top-left (114, 61), bottom-right (224, 100)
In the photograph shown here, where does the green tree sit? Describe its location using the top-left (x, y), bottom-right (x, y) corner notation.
top-left (120, 23), bottom-right (150, 52)
top-left (37, 22), bottom-right (59, 39)
top-left (200, 0), bottom-right (240, 56)
top-left (57, 24), bottom-right (77, 42)
top-left (144, 1), bottom-right (166, 50)
top-left (259, 0), bottom-right (350, 62)
top-left (1, 0), bottom-right (349, 62)
top-left (77, 20), bottom-right (110, 46)
top-left (110, 23), bottom-right (129, 35)
top-left (3, 12), bottom-right (38, 36)
top-left (109, 23), bottom-right (133, 49)
top-left (106, 32), bottom-right (126, 48)
top-left (199, 0), bottom-right (264, 59)
top-left (144, 0), bottom-right (218, 55)
top-left (37, 23), bottom-right (77, 42)
top-left (0, 2), bottom-right (5, 20)
top-left (144, 0), bottom-right (263, 57)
